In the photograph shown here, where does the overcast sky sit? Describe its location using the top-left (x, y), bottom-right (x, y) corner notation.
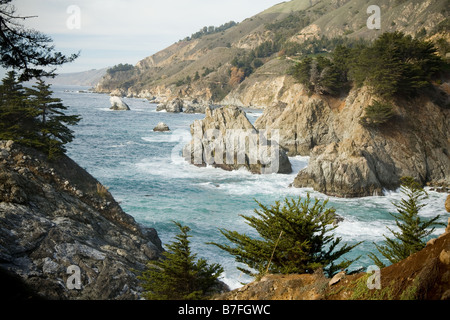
top-left (6, 0), bottom-right (283, 74)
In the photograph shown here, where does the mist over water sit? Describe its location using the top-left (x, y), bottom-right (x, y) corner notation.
top-left (58, 86), bottom-right (448, 289)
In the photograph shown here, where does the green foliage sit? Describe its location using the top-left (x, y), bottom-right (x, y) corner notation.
top-left (138, 221), bottom-right (223, 300)
top-left (350, 32), bottom-right (445, 97)
top-left (184, 21), bottom-right (237, 41)
top-left (106, 63), bottom-right (134, 75)
top-left (211, 195), bottom-right (361, 278)
top-left (289, 32), bottom-right (446, 99)
top-left (0, 72), bottom-right (80, 158)
top-left (289, 55), bottom-right (345, 96)
top-left (369, 177), bottom-right (444, 268)
top-left (359, 100), bottom-right (395, 128)
top-left (0, 71), bottom-right (40, 146)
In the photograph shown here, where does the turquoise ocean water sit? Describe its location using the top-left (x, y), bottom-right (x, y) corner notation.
top-left (56, 86), bottom-right (448, 289)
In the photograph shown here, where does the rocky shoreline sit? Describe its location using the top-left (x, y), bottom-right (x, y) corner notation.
top-left (0, 140), bottom-right (163, 300)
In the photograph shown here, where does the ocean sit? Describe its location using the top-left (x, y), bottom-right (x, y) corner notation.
top-left (56, 85), bottom-right (448, 289)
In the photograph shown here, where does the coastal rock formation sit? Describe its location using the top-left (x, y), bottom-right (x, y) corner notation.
top-left (153, 122), bottom-right (170, 132)
top-left (446, 195), bottom-right (450, 213)
top-left (0, 141), bottom-right (163, 300)
top-left (182, 106), bottom-right (292, 174)
top-left (156, 98), bottom-right (183, 113)
top-left (109, 96), bottom-right (130, 110)
top-left (256, 86), bottom-right (450, 197)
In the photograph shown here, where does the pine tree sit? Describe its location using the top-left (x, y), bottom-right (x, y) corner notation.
top-left (138, 221), bottom-right (223, 300)
top-left (25, 79), bottom-right (81, 158)
top-left (211, 195), bottom-right (361, 278)
top-left (369, 177), bottom-right (443, 268)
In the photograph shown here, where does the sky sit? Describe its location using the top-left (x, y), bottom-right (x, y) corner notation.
top-left (4, 0), bottom-right (284, 75)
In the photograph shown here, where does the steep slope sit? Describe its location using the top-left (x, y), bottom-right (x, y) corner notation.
top-left (94, 0), bottom-right (449, 105)
top-left (0, 140), bottom-right (163, 299)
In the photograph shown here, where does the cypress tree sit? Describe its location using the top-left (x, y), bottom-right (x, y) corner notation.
top-left (0, 71), bottom-right (40, 146)
top-left (211, 195), bottom-right (361, 278)
top-left (25, 79), bottom-right (81, 158)
top-left (138, 221), bottom-right (223, 300)
top-left (369, 177), bottom-right (444, 268)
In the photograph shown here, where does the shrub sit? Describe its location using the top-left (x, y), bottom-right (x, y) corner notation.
top-left (359, 100), bottom-right (395, 128)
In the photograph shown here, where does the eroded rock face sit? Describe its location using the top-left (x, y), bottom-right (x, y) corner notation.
top-left (156, 98), bottom-right (183, 113)
top-left (256, 86), bottom-right (450, 197)
top-left (183, 106), bottom-right (292, 174)
top-left (0, 141), bottom-right (163, 300)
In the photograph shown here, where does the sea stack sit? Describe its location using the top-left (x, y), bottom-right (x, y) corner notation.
top-left (110, 96), bottom-right (130, 110)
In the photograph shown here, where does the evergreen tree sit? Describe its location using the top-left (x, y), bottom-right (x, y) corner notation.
top-left (138, 221), bottom-right (223, 300)
top-left (211, 195), bottom-right (361, 278)
top-left (0, 71), bottom-right (40, 146)
top-left (25, 79), bottom-right (81, 158)
top-left (369, 177), bottom-right (444, 268)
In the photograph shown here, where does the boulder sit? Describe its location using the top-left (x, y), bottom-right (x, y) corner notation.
top-left (109, 96), bottom-right (130, 110)
top-left (153, 122), bottom-right (170, 132)
top-left (446, 195), bottom-right (450, 213)
top-left (183, 106), bottom-right (292, 174)
top-left (156, 98), bottom-right (183, 113)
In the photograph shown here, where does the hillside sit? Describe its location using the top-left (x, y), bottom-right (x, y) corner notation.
top-left (94, 0), bottom-right (449, 104)
top-left (47, 68), bottom-right (108, 87)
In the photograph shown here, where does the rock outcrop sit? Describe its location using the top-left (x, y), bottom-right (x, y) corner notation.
top-left (183, 106), bottom-right (292, 174)
top-left (156, 98), bottom-right (183, 113)
top-left (109, 96), bottom-right (130, 111)
top-left (0, 141), bottom-right (163, 300)
top-left (256, 86), bottom-right (450, 197)
top-left (153, 122), bottom-right (170, 132)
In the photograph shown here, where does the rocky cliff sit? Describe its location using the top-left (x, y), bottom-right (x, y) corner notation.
top-left (217, 207), bottom-right (450, 300)
top-left (0, 141), bottom-right (163, 300)
top-left (255, 84), bottom-right (450, 197)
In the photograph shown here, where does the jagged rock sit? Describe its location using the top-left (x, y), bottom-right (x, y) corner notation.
top-left (153, 122), bottom-right (170, 132)
top-left (156, 98), bottom-right (183, 113)
top-left (183, 99), bottom-right (209, 114)
top-left (0, 141), bottom-right (163, 300)
top-left (258, 86), bottom-right (450, 197)
top-left (109, 96), bottom-right (130, 110)
top-left (183, 106), bottom-right (292, 174)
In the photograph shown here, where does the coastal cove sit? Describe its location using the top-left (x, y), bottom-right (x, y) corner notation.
top-left (60, 85), bottom-right (448, 290)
